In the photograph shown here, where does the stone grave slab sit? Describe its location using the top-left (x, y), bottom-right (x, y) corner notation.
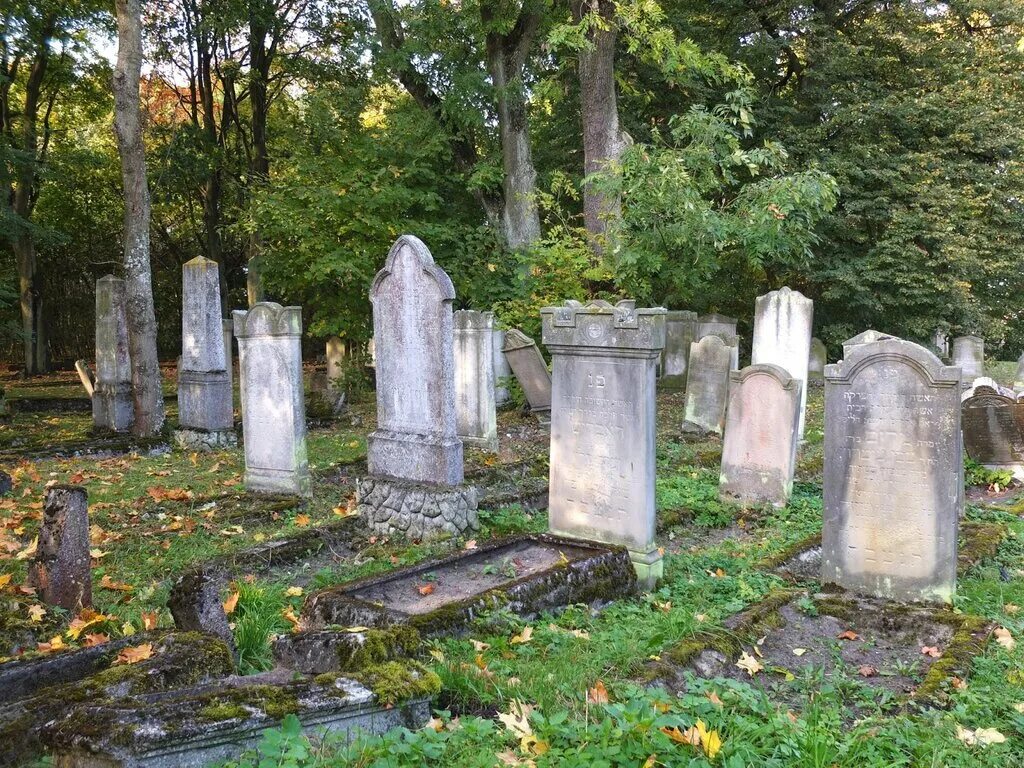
top-left (808, 337), bottom-right (826, 387)
top-left (492, 328), bottom-right (513, 406)
top-left (660, 310), bottom-right (698, 389)
top-left (962, 395), bottom-right (1024, 479)
top-left (751, 286), bottom-right (813, 436)
top-left (454, 310), bottom-right (498, 451)
top-left (682, 335), bottom-right (732, 435)
top-left (93, 275), bottom-right (133, 432)
top-left (502, 329), bottom-right (552, 414)
top-left (27, 485), bottom-right (92, 611)
top-left (952, 335), bottom-right (984, 381)
top-left (303, 533), bottom-right (636, 636)
top-left (696, 313), bottom-right (737, 342)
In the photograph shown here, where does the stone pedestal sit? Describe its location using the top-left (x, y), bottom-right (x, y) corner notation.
top-left (952, 335), bottom-right (984, 381)
top-left (933, 329), bottom-right (949, 359)
top-left (234, 303), bottom-right (310, 496)
top-left (177, 258), bottom-right (235, 448)
top-left (493, 329), bottom-right (513, 406)
top-left (751, 286), bottom-right (814, 437)
top-left (962, 388), bottom-right (1024, 480)
top-left (357, 476), bottom-right (478, 539)
top-left (28, 486), bottom-right (92, 612)
top-left (719, 364), bottom-right (801, 506)
top-left (822, 336), bottom-right (961, 603)
top-left (682, 335), bottom-right (732, 435)
top-left (93, 275), bottom-right (133, 432)
top-left (502, 329), bottom-right (552, 414)
top-left (542, 299), bottom-right (665, 590)
top-left (660, 310), bottom-right (698, 389)
top-left (454, 310), bottom-right (498, 451)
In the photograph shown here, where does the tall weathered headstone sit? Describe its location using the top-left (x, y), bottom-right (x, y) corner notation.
top-left (492, 329), bottom-right (513, 406)
top-left (933, 329), bottom-right (949, 358)
top-left (542, 300), bottom-right (666, 589)
top-left (682, 335), bottom-right (732, 435)
top-left (502, 329), bottom-right (552, 414)
top-left (660, 310), bottom-right (698, 389)
top-left (751, 287), bottom-right (813, 437)
top-left (357, 236), bottom-right (477, 539)
top-left (719, 364), bottom-right (801, 506)
top-left (961, 386), bottom-right (1024, 479)
top-left (697, 313), bottom-right (737, 342)
top-left (454, 310), bottom-right (498, 452)
top-left (808, 337), bottom-right (827, 387)
top-left (222, 319), bottom-right (234, 395)
top-left (177, 257), bottom-right (235, 449)
top-left (28, 486), bottom-right (92, 612)
top-left (233, 303), bottom-right (310, 496)
top-left (952, 335), bottom-right (984, 381)
top-left (93, 275), bottom-right (133, 432)
top-left (822, 337), bottom-right (961, 603)
top-left (1014, 353), bottom-right (1024, 390)
top-left (326, 336), bottom-right (345, 383)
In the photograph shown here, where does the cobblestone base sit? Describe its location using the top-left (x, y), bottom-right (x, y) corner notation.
top-left (357, 476), bottom-right (478, 539)
top-left (173, 428), bottom-right (238, 451)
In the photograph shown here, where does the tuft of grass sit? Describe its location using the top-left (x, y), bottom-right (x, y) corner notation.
top-left (232, 582), bottom-right (291, 674)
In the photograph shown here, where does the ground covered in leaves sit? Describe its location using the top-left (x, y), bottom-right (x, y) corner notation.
top-left (1, 367), bottom-right (1023, 767)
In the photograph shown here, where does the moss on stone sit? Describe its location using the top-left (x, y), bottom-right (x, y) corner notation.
top-left (198, 701), bottom-right (250, 722)
top-left (958, 521), bottom-right (1008, 573)
top-left (342, 626), bottom-right (421, 670)
top-left (350, 660), bottom-right (441, 707)
top-left (913, 613), bottom-right (991, 704)
top-left (755, 533), bottom-right (823, 571)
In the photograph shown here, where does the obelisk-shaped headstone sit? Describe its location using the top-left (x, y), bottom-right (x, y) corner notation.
top-left (93, 275), bottom-right (133, 432)
top-left (751, 287), bottom-right (813, 437)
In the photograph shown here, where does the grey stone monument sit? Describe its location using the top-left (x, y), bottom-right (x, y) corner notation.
top-left (542, 299), bottom-right (666, 589)
top-left (751, 287), bottom-right (814, 437)
top-left (659, 310), bottom-right (698, 389)
top-left (822, 336), bottom-right (961, 603)
top-left (358, 235), bottom-right (477, 539)
top-left (842, 329), bottom-right (894, 358)
top-left (28, 485), bottom-right (92, 612)
top-left (719, 364), bottom-right (802, 506)
top-left (952, 335), bottom-right (984, 381)
top-left (502, 329), bottom-right (552, 414)
top-left (933, 329), bottom-right (949, 358)
top-left (682, 335), bottom-right (733, 435)
top-left (962, 387), bottom-right (1024, 479)
top-left (326, 336), bottom-right (345, 383)
top-left (454, 310), bottom-right (498, 451)
top-left (493, 329), bottom-right (513, 406)
top-left (808, 337), bottom-right (827, 387)
top-left (93, 275), bottom-right (133, 432)
top-left (176, 257), bottom-right (235, 449)
top-left (233, 303), bottom-right (310, 496)
top-left (697, 313), bottom-right (737, 342)
top-left (222, 319), bottom-right (234, 396)
top-left (1014, 353), bottom-right (1024, 391)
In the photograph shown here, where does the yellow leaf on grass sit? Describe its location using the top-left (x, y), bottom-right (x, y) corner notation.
top-left (497, 700), bottom-right (534, 739)
top-left (285, 586), bottom-right (303, 597)
top-left (735, 651), bottom-right (763, 677)
top-left (294, 514), bottom-right (311, 527)
top-left (588, 680), bottom-right (610, 704)
top-left (115, 643), bottom-right (153, 665)
top-left (0, 573), bottom-right (11, 590)
top-left (994, 627), bottom-right (1016, 651)
top-left (223, 591), bottom-right (240, 614)
top-left (27, 605), bottom-right (45, 623)
top-left (37, 635), bottom-right (65, 654)
top-left (282, 606), bottom-right (302, 631)
top-left (67, 612), bottom-right (112, 640)
top-left (141, 611), bottom-right (160, 631)
top-left (510, 626), bottom-right (533, 645)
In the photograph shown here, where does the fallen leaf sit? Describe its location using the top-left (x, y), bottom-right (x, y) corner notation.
top-left (67, 611), bottom-right (112, 639)
top-left (294, 514), bottom-right (311, 527)
top-left (141, 611), bottom-right (160, 631)
top-left (282, 606), bottom-right (301, 631)
top-left (642, 756), bottom-right (657, 768)
top-left (858, 665), bottom-right (877, 677)
top-left (424, 716), bottom-right (444, 732)
top-left (792, 647), bottom-right (807, 656)
top-left (27, 604), bottom-right (45, 623)
top-left (464, 539), bottom-right (477, 550)
top-left (736, 651), bottom-right (763, 677)
top-left (115, 643), bottom-right (153, 665)
top-left (654, 601), bottom-right (672, 613)
top-left (0, 573), bottom-right (11, 590)
top-left (1005, 604), bottom-right (1020, 615)
top-left (661, 725), bottom-right (700, 746)
top-left (285, 586), bottom-right (303, 597)
top-left (837, 630), bottom-right (860, 641)
top-left (588, 680), bottom-right (610, 704)
top-left (429, 649), bottom-right (445, 662)
top-left (497, 700), bottom-right (534, 740)
top-left (1014, 702), bottom-right (1024, 714)
top-left (921, 645), bottom-right (942, 658)
top-left (510, 626), bottom-right (533, 645)
top-left (470, 639), bottom-right (490, 652)
top-left (223, 591), bottom-right (240, 614)
top-left (994, 627), bottom-right (1016, 651)
top-left (36, 635), bottom-right (65, 654)
top-left (705, 690), bottom-right (723, 708)
top-left (417, 583), bottom-right (435, 596)
top-left (951, 676), bottom-right (967, 690)
top-left (83, 632), bottom-right (109, 647)
top-left (99, 574), bottom-right (133, 592)
top-left (956, 725), bottom-right (1007, 746)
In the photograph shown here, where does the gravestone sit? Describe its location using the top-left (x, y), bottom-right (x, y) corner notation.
top-left (74, 360), bottom-right (95, 398)
top-left (233, 303), bottom-right (310, 496)
top-left (454, 310), bottom-right (498, 451)
top-left (843, 329), bottom-right (894, 358)
top-left (493, 329), bottom-right (513, 406)
top-left (542, 300), bottom-right (666, 589)
top-left (933, 329), bottom-right (949, 358)
top-left (682, 335), bottom-right (732, 435)
top-left (719, 364), bottom-right (802, 506)
top-left (168, 566), bottom-right (237, 656)
top-left (808, 337), bottom-right (827, 387)
top-left (358, 236), bottom-right (477, 538)
top-left (27, 486), bottom-right (92, 612)
top-left (822, 336), bottom-right (961, 603)
top-left (660, 310), bottom-right (698, 389)
top-left (697, 313), bottom-right (737, 342)
top-left (961, 388), bottom-right (1024, 479)
top-left (176, 257), bottom-right (235, 449)
top-left (326, 336), bottom-right (345, 383)
top-left (952, 335), bottom-right (984, 381)
top-left (93, 275), bottom-right (133, 432)
top-left (502, 329), bottom-right (552, 414)
top-left (1015, 353), bottom-right (1024, 390)
top-left (751, 287), bottom-right (814, 437)
top-left (223, 318), bottom-right (234, 395)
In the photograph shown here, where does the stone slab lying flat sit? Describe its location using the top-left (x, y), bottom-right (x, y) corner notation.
top-left (304, 534), bottom-right (636, 636)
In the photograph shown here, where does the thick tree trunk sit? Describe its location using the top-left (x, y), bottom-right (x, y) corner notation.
top-left (246, 14), bottom-right (271, 307)
top-left (113, 0), bottom-right (165, 437)
top-left (573, 0), bottom-right (629, 251)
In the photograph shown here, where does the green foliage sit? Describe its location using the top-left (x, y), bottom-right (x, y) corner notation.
top-left (964, 458), bottom-right (1014, 490)
top-left (656, 471), bottom-right (735, 528)
top-left (232, 583), bottom-right (291, 675)
top-left (231, 714), bottom-right (310, 768)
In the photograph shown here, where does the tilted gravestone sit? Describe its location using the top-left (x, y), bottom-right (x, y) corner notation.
top-left (751, 287), bottom-right (813, 438)
top-left (659, 310), bottom-right (698, 390)
top-left (233, 303), bottom-right (310, 496)
top-left (822, 336), bottom-right (962, 603)
top-left (961, 386), bottom-right (1024, 479)
top-left (358, 236), bottom-right (477, 539)
top-left (74, 360), bottom-right (95, 398)
top-left (808, 337), bottom-right (827, 387)
top-left (492, 329), bottom-right (513, 406)
top-left (28, 486), bottom-right (92, 612)
top-left (719, 364), bottom-right (802, 507)
top-left (93, 275), bottom-right (133, 432)
top-left (176, 257), bottom-right (235, 449)
top-left (952, 335), bottom-right (984, 381)
top-left (542, 300), bottom-right (666, 589)
top-left (454, 310), bottom-right (498, 452)
top-left (682, 335), bottom-right (732, 435)
top-left (502, 329), bottom-right (552, 414)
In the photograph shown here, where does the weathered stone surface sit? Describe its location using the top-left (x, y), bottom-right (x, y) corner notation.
top-left (822, 336), bottom-right (962, 603)
top-left (682, 335), bottom-right (732, 435)
top-left (541, 299), bottom-right (666, 588)
top-left (933, 329), bottom-right (949, 359)
top-left (454, 310), bottom-right (498, 451)
top-left (367, 235), bottom-right (463, 485)
top-left (356, 476), bottom-right (478, 539)
top-left (752, 287), bottom-right (813, 437)
top-left (952, 335), bottom-right (985, 381)
top-left (962, 392), bottom-right (1024, 478)
top-left (697, 313), bottom-right (737, 341)
top-left (660, 310), bottom-right (698, 389)
top-left (168, 566), bottom-right (237, 656)
top-left (808, 337), bottom-right (827, 387)
top-left (74, 360), bottom-right (95, 398)
top-left (502, 329), bottom-right (552, 413)
top-left (1015, 353), bottom-right (1024, 390)
top-left (719, 364), bottom-right (802, 506)
top-left (303, 534), bottom-right (637, 636)
top-left (492, 329), bottom-right (513, 406)
top-left (233, 303), bottom-right (310, 496)
top-left (93, 275), bottom-right (133, 432)
top-left (223, 318), bottom-right (234, 396)
top-left (273, 626), bottom-right (420, 675)
top-left (326, 335), bottom-right (345, 383)
top-left (27, 485), bottom-right (92, 612)
top-left (842, 329), bottom-right (894, 358)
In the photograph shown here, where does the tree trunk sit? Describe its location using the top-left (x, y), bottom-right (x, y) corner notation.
top-left (246, 12), bottom-right (271, 307)
top-left (573, 0), bottom-right (629, 252)
top-left (113, 0), bottom-right (165, 437)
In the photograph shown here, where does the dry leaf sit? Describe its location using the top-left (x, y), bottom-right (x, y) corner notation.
top-left (424, 717), bottom-right (444, 732)
top-left (792, 648), bottom-right (807, 656)
top-left (285, 586), bottom-right (303, 597)
top-left (294, 514), bottom-right (311, 527)
top-left (510, 626), bottom-right (533, 645)
top-left (921, 645), bottom-right (942, 658)
top-left (470, 639), bottom-right (490, 652)
top-left (661, 725), bottom-right (700, 746)
top-left (37, 635), bottom-right (65, 654)
top-left (282, 606), bottom-right (302, 631)
top-left (223, 591), bottom-right (240, 614)
top-left (0, 573), bottom-right (12, 590)
top-left (27, 604), bottom-right (45, 623)
top-left (858, 665), bottom-right (877, 677)
top-left (736, 651), bottom-right (763, 677)
top-left (497, 700), bottom-right (534, 740)
top-left (951, 676), bottom-right (967, 690)
top-left (464, 539), bottom-right (477, 550)
top-left (994, 626), bottom-right (1016, 651)
top-left (956, 725), bottom-right (1007, 747)
top-left (837, 630), bottom-right (860, 641)
top-left (141, 611), bottom-right (160, 631)
top-left (418, 583), bottom-right (435, 596)
top-left (1004, 604), bottom-right (1020, 615)
top-left (705, 690), bottom-right (723, 707)
top-left (588, 680), bottom-right (610, 704)
top-left (115, 643), bottom-right (153, 665)
top-left (83, 632), bottom-right (109, 647)
top-left (654, 601), bottom-right (672, 613)
top-left (99, 575), bottom-right (132, 592)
